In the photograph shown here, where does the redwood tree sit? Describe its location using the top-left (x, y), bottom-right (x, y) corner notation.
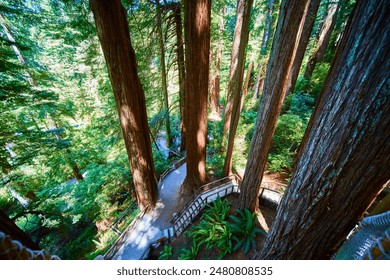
top-left (209, 4), bottom-right (225, 118)
top-left (260, 0), bottom-right (390, 259)
top-left (285, 0), bottom-right (321, 97)
top-left (253, 0), bottom-right (275, 99)
top-left (181, 0), bottom-right (211, 194)
top-left (90, 0), bottom-right (157, 210)
top-left (174, 3), bottom-right (186, 153)
top-left (304, 1), bottom-right (339, 80)
top-left (239, 0), bottom-right (310, 211)
top-left (156, 1), bottom-right (172, 149)
top-left (222, 0), bottom-right (253, 176)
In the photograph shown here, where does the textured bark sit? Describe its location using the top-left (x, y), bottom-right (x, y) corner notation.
top-left (222, 0), bottom-right (253, 176)
top-left (0, 209), bottom-right (40, 250)
top-left (174, 4), bottom-right (187, 153)
top-left (90, 0), bottom-right (157, 210)
top-left (209, 5), bottom-right (225, 117)
top-left (239, 0), bottom-right (310, 211)
top-left (181, 0), bottom-right (211, 193)
top-left (260, 0), bottom-right (390, 259)
top-left (285, 0), bottom-right (321, 97)
top-left (253, 0), bottom-right (275, 99)
top-left (304, 2), bottom-right (339, 80)
top-left (156, 2), bottom-right (172, 148)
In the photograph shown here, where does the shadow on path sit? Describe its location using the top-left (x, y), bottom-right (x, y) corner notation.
top-left (111, 164), bottom-right (186, 260)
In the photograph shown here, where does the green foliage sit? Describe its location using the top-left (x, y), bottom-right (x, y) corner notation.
top-left (207, 120), bottom-right (225, 176)
top-left (267, 113), bottom-right (306, 172)
top-left (267, 92), bottom-right (314, 173)
top-left (158, 245), bottom-right (173, 260)
top-left (295, 62), bottom-right (331, 97)
top-left (267, 151), bottom-right (293, 173)
top-left (186, 197), bottom-right (232, 259)
top-left (203, 196), bottom-right (231, 223)
top-left (230, 209), bottom-right (266, 255)
top-left (309, 62), bottom-right (331, 96)
top-left (178, 239), bottom-right (199, 260)
top-left (272, 114), bottom-right (305, 152)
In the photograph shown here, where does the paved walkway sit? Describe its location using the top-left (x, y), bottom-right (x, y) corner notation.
top-left (111, 163), bottom-right (186, 260)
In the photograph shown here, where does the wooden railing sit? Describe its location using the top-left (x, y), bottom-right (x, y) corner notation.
top-left (157, 157), bottom-right (186, 186)
top-left (109, 202), bottom-right (138, 235)
top-left (102, 161), bottom-right (284, 260)
top-left (170, 175), bottom-right (241, 237)
top-left (103, 208), bottom-right (148, 260)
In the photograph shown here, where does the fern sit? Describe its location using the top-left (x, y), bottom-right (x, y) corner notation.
top-left (178, 240), bottom-right (199, 260)
top-left (158, 245), bottom-right (173, 260)
top-left (230, 209), bottom-right (266, 255)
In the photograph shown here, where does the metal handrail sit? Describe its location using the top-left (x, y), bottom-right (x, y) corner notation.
top-left (157, 157), bottom-right (186, 185)
top-left (171, 175), bottom-right (240, 224)
top-left (103, 208), bottom-right (148, 259)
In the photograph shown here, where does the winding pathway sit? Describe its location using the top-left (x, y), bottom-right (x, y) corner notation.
top-left (109, 163), bottom-right (186, 260)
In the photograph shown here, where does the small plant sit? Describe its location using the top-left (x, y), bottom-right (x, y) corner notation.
top-left (203, 196), bottom-right (231, 223)
top-left (230, 209), bottom-right (267, 255)
top-left (158, 245), bottom-right (173, 260)
top-left (178, 240), bottom-right (199, 260)
top-left (186, 198), bottom-right (232, 259)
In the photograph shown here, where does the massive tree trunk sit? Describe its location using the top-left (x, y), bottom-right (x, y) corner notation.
top-left (239, 0), bottom-right (310, 211)
top-left (260, 0), bottom-right (390, 259)
top-left (0, 209), bottom-right (40, 250)
top-left (304, 1), bottom-right (339, 80)
top-left (285, 0), bottom-right (321, 97)
top-left (222, 0), bottom-right (253, 176)
top-left (209, 4), bottom-right (225, 118)
top-left (181, 0), bottom-right (211, 193)
top-left (156, 1), bottom-right (172, 149)
top-left (90, 0), bottom-right (157, 210)
top-left (174, 3), bottom-right (186, 153)
top-left (253, 0), bottom-right (275, 100)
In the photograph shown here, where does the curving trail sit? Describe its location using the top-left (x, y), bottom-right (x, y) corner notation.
top-left (110, 163), bottom-right (186, 260)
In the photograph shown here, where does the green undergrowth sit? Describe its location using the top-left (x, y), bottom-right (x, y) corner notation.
top-left (158, 197), bottom-right (266, 260)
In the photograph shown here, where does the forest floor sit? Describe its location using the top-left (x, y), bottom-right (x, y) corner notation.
top-left (148, 173), bottom-right (287, 260)
top-left (148, 193), bottom-right (278, 260)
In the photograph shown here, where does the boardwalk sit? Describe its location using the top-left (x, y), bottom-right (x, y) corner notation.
top-left (110, 163), bottom-right (186, 260)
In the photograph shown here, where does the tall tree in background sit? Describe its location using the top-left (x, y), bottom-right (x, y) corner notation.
top-left (304, 1), bottom-right (339, 80)
top-left (90, 0), bottom-right (158, 210)
top-left (222, 0), bottom-right (253, 176)
top-left (327, 0), bottom-right (355, 57)
top-left (239, 0), bottom-right (310, 212)
top-left (284, 0), bottom-right (321, 96)
top-left (253, 0), bottom-right (275, 99)
top-left (209, 4), bottom-right (225, 118)
top-left (260, 0), bottom-right (390, 259)
top-left (181, 0), bottom-right (211, 194)
top-left (156, 0), bottom-right (172, 149)
top-left (174, 3), bottom-right (187, 153)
